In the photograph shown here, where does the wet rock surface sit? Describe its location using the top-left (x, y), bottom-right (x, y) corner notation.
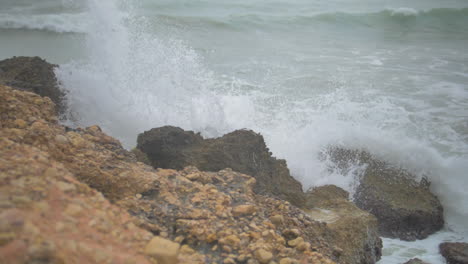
top-left (326, 147), bottom-right (444, 241)
top-left (0, 56), bottom-right (66, 115)
top-left (402, 258), bottom-right (431, 264)
top-left (440, 242), bottom-right (468, 264)
top-left (137, 126), bottom-right (306, 207)
top-left (1, 84), bottom-right (341, 263)
top-left (306, 185), bottom-right (382, 264)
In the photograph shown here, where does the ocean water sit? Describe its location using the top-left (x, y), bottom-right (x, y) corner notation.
top-left (1, 0), bottom-right (467, 263)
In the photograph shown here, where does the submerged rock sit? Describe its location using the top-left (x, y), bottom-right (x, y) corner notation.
top-left (136, 126), bottom-right (306, 207)
top-left (326, 147), bottom-right (444, 241)
top-left (440, 242), bottom-right (468, 264)
top-left (306, 185), bottom-right (382, 264)
top-left (0, 56), bottom-right (66, 115)
top-left (403, 258), bottom-right (431, 264)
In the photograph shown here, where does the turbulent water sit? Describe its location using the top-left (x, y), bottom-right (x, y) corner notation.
top-left (1, 0), bottom-right (467, 263)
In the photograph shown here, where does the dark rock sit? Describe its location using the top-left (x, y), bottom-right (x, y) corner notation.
top-left (325, 147), bottom-right (444, 241)
top-left (440, 242), bottom-right (468, 264)
top-left (137, 126), bottom-right (306, 207)
top-left (403, 258), bottom-right (430, 264)
top-left (0, 56), bottom-right (66, 115)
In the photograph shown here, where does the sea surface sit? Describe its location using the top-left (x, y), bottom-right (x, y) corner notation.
top-left (1, 0), bottom-right (467, 263)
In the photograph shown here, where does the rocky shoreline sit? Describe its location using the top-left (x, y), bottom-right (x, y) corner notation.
top-left (0, 56), bottom-right (465, 264)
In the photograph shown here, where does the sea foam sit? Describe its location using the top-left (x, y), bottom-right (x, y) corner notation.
top-left (0, 13), bottom-right (89, 33)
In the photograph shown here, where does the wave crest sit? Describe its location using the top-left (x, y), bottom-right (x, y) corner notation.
top-left (0, 13), bottom-right (89, 33)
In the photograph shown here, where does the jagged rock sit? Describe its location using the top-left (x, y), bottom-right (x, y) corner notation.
top-left (325, 147), bottom-right (444, 241)
top-left (0, 56), bottom-right (66, 115)
top-left (440, 242), bottom-right (468, 264)
top-left (306, 185), bottom-right (382, 264)
top-left (1, 84), bottom-right (337, 263)
top-left (403, 258), bottom-right (430, 264)
top-left (136, 126), bottom-right (306, 207)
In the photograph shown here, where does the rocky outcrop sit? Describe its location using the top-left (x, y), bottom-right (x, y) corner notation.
top-left (0, 138), bottom-right (154, 264)
top-left (137, 126), bottom-right (306, 207)
top-left (1, 84), bottom-right (340, 263)
top-left (0, 56), bottom-right (66, 115)
top-left (440, 242), bottom-right (468, 264)
top-left (306, 185), bottom-right (382, 264)
top-left (325, 147), bottom-right (444, 241)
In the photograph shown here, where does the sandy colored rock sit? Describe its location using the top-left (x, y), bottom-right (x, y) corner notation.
top-left (255, 248), bottom-right (273, 264)
top-left (306, 185), bottom-right (382, 264)
top-left (270, 215), bottom-right (284, 226)
top-left (279, 258), bottom-right (298, 264)
top-left (0, 138), bottom-right (153, 264)
top-left (232, 204), bottom-right (257, 217)
top-left (288, 237), bottom-right (304, 248)
top-left (145, 236), bottom-right (180, 264)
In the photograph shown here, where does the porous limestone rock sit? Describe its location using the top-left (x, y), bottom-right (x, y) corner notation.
top-left (1, 84), bottom-right (336, 264)
top-left (136, 126), bottom-right (306, 207)
top-left (145, 236), bottom-right (180, 264)
top-left (325, 147), bottom-right (444, 241)
top-left (306, 185), bottom-right (382, 264)
top-left (0, 139), bottom-right (154, 264)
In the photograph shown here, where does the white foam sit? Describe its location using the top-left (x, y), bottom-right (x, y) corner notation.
top-left (388, 7), bottom-right (420, 16)
top-left (0, 13), bottom-right (89, 33)
top-left (379, 230), bottom-right (468, 264)
top-left (57, 0), bottom-right (233, 146)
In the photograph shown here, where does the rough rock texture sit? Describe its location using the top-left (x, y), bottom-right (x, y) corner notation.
top-left (0, 139), bottom-right (153, 264)
top-left (0, 56), bottom-right (66, 115)
top-left (403, 258), bottom-right (430, 264)
top-left (120, 166), bottom-right (338, 263)
top-left (1, 84), bottom-right (339, 263)
top-left (306, 185), bottom-right (382, 264)
top-left (326, 147), bottom-right (444, 241)
top-left (137, 126), bottom-right (306, 207)
top-left (440, 242), bottom-right (468, 264)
